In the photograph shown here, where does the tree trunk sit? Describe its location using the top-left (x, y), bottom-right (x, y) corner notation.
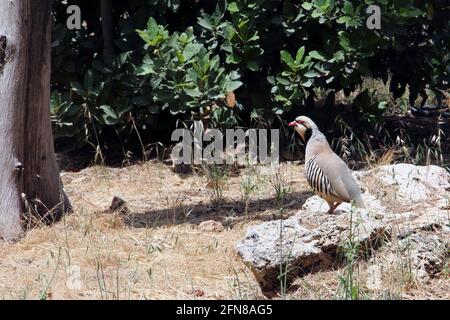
top-left (0, 0), bottom-right (71, 241)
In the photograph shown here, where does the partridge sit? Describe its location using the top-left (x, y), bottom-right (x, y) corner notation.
top-left (289, 116), bottom-right (365, 214)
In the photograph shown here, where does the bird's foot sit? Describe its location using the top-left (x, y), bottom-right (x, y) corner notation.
top-left (326, 202), bottom-right (338, 214)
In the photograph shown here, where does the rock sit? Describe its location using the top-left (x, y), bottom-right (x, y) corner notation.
top-left (391, 234), bottom-right (448, 281)
top-left (302, 194), bottom-right (386, 214)
top-left (355, 164), bottom-right (450, 204)
top-left (393, 208), bottom-right (450, 239)
top-left (193, 289), bottom-right (205, 297)
top-left (354, 163), bottom-right (450, 237)
top-left (236, 164), bottom-right (450, 295)
top-left (109, 196), bottom-right (129, 215)
top-left (198, 220), bottom-right (224, 232)
top-left (236, 209), bottom-right (389, 294)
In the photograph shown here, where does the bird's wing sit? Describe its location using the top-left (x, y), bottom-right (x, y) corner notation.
top-left (315, 151), bottom-right (363, 204)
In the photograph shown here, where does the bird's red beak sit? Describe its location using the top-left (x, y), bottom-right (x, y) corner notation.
top-left (288, 121), bottom-right (297, 127)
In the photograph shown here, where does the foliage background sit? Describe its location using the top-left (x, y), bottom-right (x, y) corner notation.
top-left (50, 0), bottom-right (450, 162)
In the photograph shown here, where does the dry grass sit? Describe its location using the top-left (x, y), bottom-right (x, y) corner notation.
top-left (0, 161), bottom-right (447, 300)
top-left (0, 162), bottom-right (308, 300)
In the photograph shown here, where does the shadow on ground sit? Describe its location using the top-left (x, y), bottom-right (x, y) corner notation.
top-left (124, 190), bottom-right (315, 228)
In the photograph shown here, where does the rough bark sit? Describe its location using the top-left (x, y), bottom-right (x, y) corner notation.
top-left (0, 0), bottom-right (71, 241)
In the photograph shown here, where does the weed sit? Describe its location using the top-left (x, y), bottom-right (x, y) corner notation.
top-left (270, 167), bottom-right (291, 208)
top-left (240, 170), bottom-right (257, 218)
top-left (336, 205), bottom-right (365, 300)
top-left (204, 163), bottom-right (229, 203)
top-left (39, 247), bottom-right (62, 300)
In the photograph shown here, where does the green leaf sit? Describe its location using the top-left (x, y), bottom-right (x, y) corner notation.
top-left (198, 15), bottom-right (215, 30)
top-left (99, 105), bottom-right (119, 124)
top-left (295, 46), bottom-right (305, 64)
top-left (276, 76), bottom-right (290, 86)
top-left (179, 33), bottom-right (188, 44)
top-left (343, 2), bottom-right (354, 15)
top-left (304, 70), bottom-right (319, 78)
top-left (338, 31), bottom-right (353, 52)
top-left (136, 29), bottom-right (151, 44)
top-left (302, 79), bottom-right (313, 87)
top-left (184, 87), bottom-right (202, 97)
top-left (280, 50), bottom-right (295, 68)
top-left (175, 51), bottom-right (186, 63)
top-left (229, 70), bottom-right (240, 81)
top-left (311, 10), bottom-right (323, 18)
top-left (308, 50), bottom-right (327, 61)
top-left (147, 17), bottom-right (159, 38)
top-left (183, 43), bottom-right (202, 61)
top-left (275, 94), bottom-right (288, 102)
top-left (228, 2), bottom-right (239, 13)
top-left (399, 8), bottom-right (424, 18)
top-left (337, 16), bottom-right (351, 24)
top-left (325, 76), bottom-right (335, 84)
top-left (226, 54), bottom-right (241, 64)
top-left (225, 80), bottom-right (243, 92)
top-left (70, 82), bottom-right (85, 95)
top-left (135, 63), bottom-right (154, 76)
top-left (301, 2), bottom-right (313, 10)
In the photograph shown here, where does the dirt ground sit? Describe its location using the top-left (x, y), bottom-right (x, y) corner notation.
top-left (0, 161), bottom-right (448, 300)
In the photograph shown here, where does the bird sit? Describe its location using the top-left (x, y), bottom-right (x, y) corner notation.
top-left (289, 116), bottom-right (365, 214)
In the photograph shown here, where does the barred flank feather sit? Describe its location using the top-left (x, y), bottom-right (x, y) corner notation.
top-left (305, 156), bottom-right (336, 198)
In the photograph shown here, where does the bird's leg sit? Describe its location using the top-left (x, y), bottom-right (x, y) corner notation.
top-left (326, 201), bottom-right (342, 214)
top-left (326, 201), bottom-right (336, 214)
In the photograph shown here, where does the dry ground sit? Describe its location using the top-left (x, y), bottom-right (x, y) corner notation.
top-left (0, 161), bottom-right (448, 299)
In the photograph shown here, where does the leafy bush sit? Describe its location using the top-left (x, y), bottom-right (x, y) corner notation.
top-left (136, 18), bottom-right (243, 119)
top-left (50, 0), bottom-right (450, 153)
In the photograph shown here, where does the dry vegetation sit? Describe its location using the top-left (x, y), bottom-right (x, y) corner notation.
top-left (0, 161), bottom-right (448, 300)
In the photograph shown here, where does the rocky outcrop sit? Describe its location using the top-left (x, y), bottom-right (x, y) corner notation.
top-left (353, 164), bottom-right (450, 205)
top-left (392, 233), bottom-right (448, 281)
top-left (355, 164), bottom-right (450, 241)
top-left (236, 205), bottom-right (389, 293)
top-left (236, 164), bottom-right (450, 295)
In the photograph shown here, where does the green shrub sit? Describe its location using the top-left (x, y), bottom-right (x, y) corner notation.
top-left (50, 0), bottom-right (450, 153)
top-left (136, 18), bottom-right (243, 118)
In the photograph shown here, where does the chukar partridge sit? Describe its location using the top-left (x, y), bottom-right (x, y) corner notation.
top-left (289, 116), bottom-right (365, 214)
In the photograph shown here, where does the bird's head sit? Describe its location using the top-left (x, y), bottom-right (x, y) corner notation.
top-left (288, 116), bottom-right (316, 142)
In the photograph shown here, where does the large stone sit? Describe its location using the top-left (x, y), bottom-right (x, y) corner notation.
top-left (302, 193), bottom-right (386, 215)
top-left (354, 164), bottom-right (450, 236)
top-left (389, 207), bottom-right (450, 239)
top-left (387, 233), bottom-right (449, 281)
top-left (236, 209), bottom-right (389, 294)
top-left (236, 164), bottom-right (450, 295)
top-left (354, 164), bottom-right (450, 204)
